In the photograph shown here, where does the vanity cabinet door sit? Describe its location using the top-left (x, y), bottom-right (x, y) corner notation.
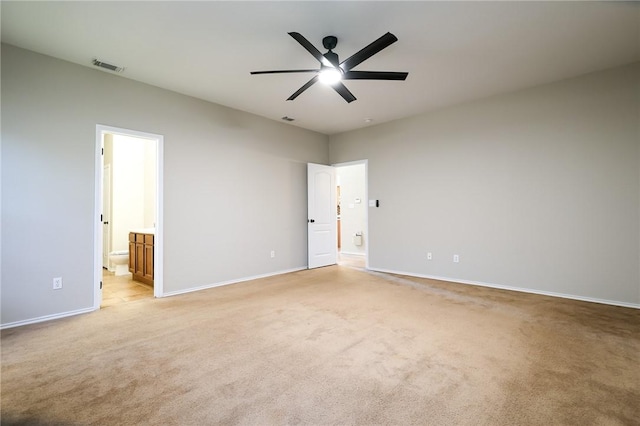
top-left (135, 240), bottom-right (145, 276)
top-left (143, 235), bottom-right (154, 281)
top-left (128, 233), bottom-right (135, 273)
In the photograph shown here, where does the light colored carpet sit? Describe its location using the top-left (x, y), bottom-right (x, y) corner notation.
top-left (2, 265), bottom-right (639, 425)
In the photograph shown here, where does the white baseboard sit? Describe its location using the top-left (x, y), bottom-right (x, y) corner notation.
top-left (162, 267), bottom-right (308, 298)
top-left (370, 268), bottom-right (640, 309)
top-left (1, 306), bottom-right (97, 330)
top-left (5, 266), bottom-right (635, 329)
top-left (339, 251), bottom-right (365, 256)
top-left (1, 268), bottom-right (307, 329)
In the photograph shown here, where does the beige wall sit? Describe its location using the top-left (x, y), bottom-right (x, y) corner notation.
top-left (109, 134), bottom-right (155, 253)
top-left (1, 44), bottom-right (328, 326)
top-left (330, 63), bottom-right (640, 306)
top-left (143, 139), bottom-right (157, 229)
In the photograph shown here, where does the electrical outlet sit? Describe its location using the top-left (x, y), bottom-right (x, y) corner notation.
top-left (453, 254), bottom-right (460, 263)
top-left (427, 252), bottom-right (432, 260)
top-left (53, 277), bottom-right (63, 290)
top-left (270, 250), bottom-right (276, 258)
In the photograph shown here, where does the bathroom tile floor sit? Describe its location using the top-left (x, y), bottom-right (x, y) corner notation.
top-left (338, 253), bottom-right (366, 268)
top-left (101, 269), bottom-right (153, 308)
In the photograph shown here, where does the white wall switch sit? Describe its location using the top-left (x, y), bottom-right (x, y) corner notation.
top-left (453, 254), bottom-right (460, 263)
top-left (270, 250), bottom-right (276, 258)
top-left (427, 252), bottom-right (432, 260)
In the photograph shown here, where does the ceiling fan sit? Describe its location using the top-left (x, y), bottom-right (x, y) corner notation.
top-left (251, 32), bottom-right (408, 103)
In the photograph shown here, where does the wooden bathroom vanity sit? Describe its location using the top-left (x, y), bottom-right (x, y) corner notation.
top-left (129, 231), bottom-right (154, 286)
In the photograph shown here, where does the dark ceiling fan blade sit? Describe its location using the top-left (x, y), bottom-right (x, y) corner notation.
top-left (331, 82), bottom-right (357, 103)
top-left (288, 32), bottom-right (329, 65)
top-left (340, 32), bottom-right (398, 72)
top-left (250, 69), bottom-right (319, 75)
top-left (343, 71), bottom-right (408, 80)
top-left (287, 75), bottom-right (319, 101)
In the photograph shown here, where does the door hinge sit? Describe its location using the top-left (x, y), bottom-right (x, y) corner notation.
top-left (100, 214), bottom-right (103, 222)
top-left (101, 148), bottom-right (104, 155)
top-left (100, 281), bottom-right (103, 290)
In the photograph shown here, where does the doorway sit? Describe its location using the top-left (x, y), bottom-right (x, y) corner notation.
top-left (94, 125), bottom-right (164, 309)
top-left (336, 160), bottom-right (368, 269)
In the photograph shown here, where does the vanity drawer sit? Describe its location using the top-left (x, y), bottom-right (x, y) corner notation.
top-left (144, 234), bottom-right (154, 244)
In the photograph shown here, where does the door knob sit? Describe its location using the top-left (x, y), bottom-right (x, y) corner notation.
top-left (104, 221), bottom-right (109, 225)
top-left (309, 219), bottom-right (315, 223)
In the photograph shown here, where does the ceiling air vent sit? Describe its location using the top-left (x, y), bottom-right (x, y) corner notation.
top-left (92, 59), bottom-right (124, 73)
top-left (281, 116), bottom-right (295, 122)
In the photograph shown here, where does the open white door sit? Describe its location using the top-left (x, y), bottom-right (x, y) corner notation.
top-left (308, 163), bottom-right (337, 269)
top-left (102, 164), bottom-right (111, 269)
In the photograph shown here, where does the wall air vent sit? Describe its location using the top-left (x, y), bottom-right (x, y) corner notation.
top-left (92, 59), bottom-right (124, 73)
top-left (281, 116), bottom-right (295, 122)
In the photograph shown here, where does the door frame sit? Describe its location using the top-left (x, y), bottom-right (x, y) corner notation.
top-left (333, 159), bottom-right (369, 269)
top-left (94, 124), bottom-right (164, 309)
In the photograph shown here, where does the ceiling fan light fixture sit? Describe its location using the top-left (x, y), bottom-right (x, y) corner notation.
top-left (251, 32), bottom-right (407, 103)
top-left (318, 67), bottom-right (342, 85)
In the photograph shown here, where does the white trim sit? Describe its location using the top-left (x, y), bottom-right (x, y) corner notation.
top-left (94, 127), bottom-right (104, 308)
top-left (154, 134), bottom-right (164, 299)
top-left (332, 159), bottom-right (367, 168)
top-left (94, 124), bottom-right (165, 309)
top-left (339, 251), bottom-right (366, 257)
top-left (370, 267), bottom-right (640, 309)
top-left (0, 307), bottom-right (96, 330)
top-left (333, 159), bottom-right (369, 270)
top-left (162, 267), bottom-right (307, 298)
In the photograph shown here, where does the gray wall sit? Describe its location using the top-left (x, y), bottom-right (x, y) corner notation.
top-left (3, 43), bottom-right (638, 328)
top-left (1, 44), bottom-right (328, 326)
top-left (330, 63), bottom-right (640, 306)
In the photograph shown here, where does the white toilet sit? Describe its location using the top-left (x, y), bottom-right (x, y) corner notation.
top-left (109, 250), bottom-right (130, 276)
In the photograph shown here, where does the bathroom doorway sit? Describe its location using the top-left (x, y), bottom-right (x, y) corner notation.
top-left (94, 125), bottom-right (164, 309)
top-left (335, 160), bottom-right (368, 269)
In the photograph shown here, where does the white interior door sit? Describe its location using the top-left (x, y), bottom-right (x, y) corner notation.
top-left (308, 163), bottom-right (337, 269)
top-left (102, 164), bottom-right (111, 269)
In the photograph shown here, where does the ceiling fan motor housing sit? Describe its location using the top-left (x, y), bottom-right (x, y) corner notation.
top-left (322, 35), bottom-right (338, 50)
top-left (323, 51), bottom-right (340, 69)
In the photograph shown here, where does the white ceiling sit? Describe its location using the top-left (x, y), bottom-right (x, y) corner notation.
top-left (2, 1), bottom-right (639, 135)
